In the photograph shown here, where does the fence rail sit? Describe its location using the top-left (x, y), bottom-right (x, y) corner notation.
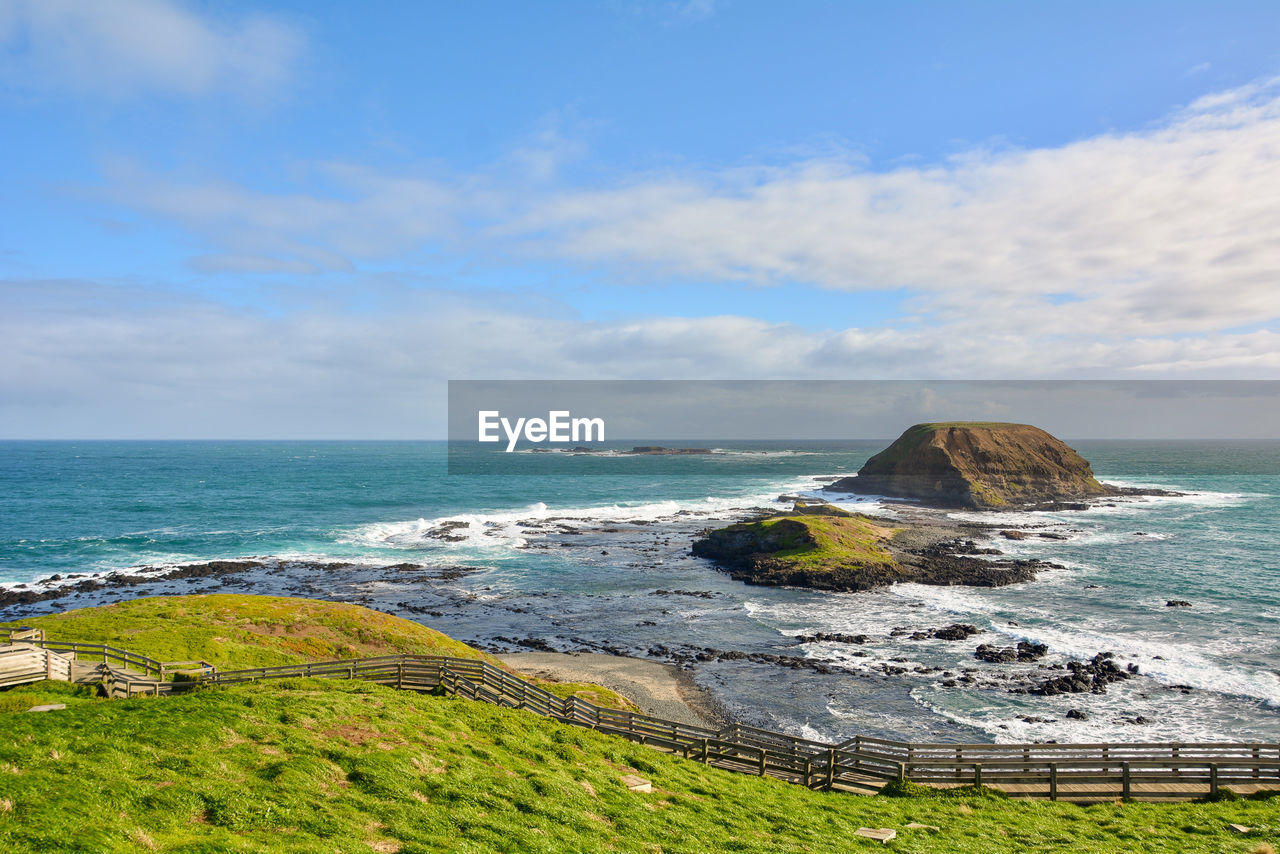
top-left (4, 635), bottom-right (1279, 802)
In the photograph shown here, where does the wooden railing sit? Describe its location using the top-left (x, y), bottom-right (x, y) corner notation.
top-left (1, 626), bottom-right (45, 643)
top-left (37, 640), bottom-right (168, 679)
top-left (0, 643), bottom-right (71, 687)
top-left (5, 635), bottom-right (1279, 801)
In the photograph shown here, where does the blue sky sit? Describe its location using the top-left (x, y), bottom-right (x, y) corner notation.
top-left (2, 1), bottom-right (1280, 437)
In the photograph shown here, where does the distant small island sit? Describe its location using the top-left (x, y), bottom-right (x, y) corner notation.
top-left (825, 422), bottom-right (1112, 509)
top-left (530, 446), bottom-right (712, 455)
top-left (547, 446), bottom-right (713, 455)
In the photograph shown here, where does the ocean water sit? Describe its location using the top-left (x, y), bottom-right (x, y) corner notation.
top-left (1, 439), bottom-right (1277, 745)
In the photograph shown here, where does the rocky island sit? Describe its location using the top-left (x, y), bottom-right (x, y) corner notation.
top-left (825, 422), bottom-right (1112, 509)
top-left (691, 502), bottom-right (1052, 592)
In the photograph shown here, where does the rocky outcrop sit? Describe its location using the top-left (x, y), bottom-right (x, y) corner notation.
top-left (691, 504), bottom-right (1051, 593)
top-left (826, 422), bottom-right (1111, 509)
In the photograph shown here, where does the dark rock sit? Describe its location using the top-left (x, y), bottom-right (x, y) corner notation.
top-left (650, 589), bottom-right (715, 599)
top-left (974, 640), bottom-right (1047, 664)
top-left (916, 624), bottom-right (983, 641)
top-left (975, 644), bottom-right (1018, 664)
top-left (1028, 653), bottom-right (1131, 696)
top-left (795, 632), bottom-right (869, 645)
top-left (426, 520), bottom-right (471, 542)
top-left (1166, 599), bottom-right (1192, 607)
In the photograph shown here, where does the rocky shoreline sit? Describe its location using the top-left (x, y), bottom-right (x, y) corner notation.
top-left (0, 480), bottom-right (1218, 742)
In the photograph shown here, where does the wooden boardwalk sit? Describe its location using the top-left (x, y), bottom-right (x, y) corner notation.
top-left (3, 627), bottom-right (1278, 803)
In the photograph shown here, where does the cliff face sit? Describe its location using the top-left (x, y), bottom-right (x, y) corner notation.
top-left (828, 422), bottom-right (1109, 509)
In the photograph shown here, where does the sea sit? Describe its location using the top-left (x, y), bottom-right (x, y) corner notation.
top-left (1, 439), bottom-right (1277, 746)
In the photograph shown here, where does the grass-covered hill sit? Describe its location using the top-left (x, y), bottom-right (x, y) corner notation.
top-left (0, 594), bottom-right (637, 711)
top-left (1, 595), bottom-right (1276, 852)
top-left (2, 678), bottom-right (1277, 853)
top-left (691, 504), bottom-right (905, 592)
top-left (690, 503), bottom-right (1043, 591)
top-left (1, 594), bottom-right (499, 670)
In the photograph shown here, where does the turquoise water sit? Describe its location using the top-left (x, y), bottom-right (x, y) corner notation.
top-left (1, 440), bottom-right (1277, 744)
top-left (0, 440), bottom-right (871, 577)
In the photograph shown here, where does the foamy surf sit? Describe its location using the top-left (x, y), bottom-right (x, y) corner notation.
top-left (338, 475), bottom-right (827, 554)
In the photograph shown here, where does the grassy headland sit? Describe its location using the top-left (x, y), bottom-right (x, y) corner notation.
top-left (1, 678), bottom-right (1277, 853)
top-left (2, 593), bottom-right (498, 669)
top-left (0, 595), bottom-right (1275, 852)
top-left (0, 595), bottom-right (635, 711)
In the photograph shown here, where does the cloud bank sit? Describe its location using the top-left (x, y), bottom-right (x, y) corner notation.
top-left (101, 76), bottom-right (1280, 344)
top-left (3, 278), bottom-right (1276, 437)
top-left (0, 0), bottom-right (303, 98)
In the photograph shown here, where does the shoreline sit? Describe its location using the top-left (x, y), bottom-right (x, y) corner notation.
top-left (0, 476), bottom-right (1272, 746)
top-left (498, 651), bottom-right (726, 728)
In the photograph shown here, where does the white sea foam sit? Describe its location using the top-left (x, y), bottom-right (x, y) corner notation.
top-left (907, 683), bottom-right (1253, 744)
top-left (339, 474), bottom-right (825, 553)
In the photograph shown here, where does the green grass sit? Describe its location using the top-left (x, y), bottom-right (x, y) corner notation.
top-left (538, 681), bottom-right (640, 712)
top-left (0, 594), bottom-right (637, 708)
top-left (746, 514), bottom-right (898, 570)
top-left (1, 594), bottom-right (503, 670)
top-left (0, 679), bottom-right (1275, 853)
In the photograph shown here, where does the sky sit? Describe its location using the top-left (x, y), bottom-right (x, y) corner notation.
top-left (2, 0), bottom-right (1280, 438)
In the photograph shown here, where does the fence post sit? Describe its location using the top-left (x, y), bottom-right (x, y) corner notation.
top-left (896, 762), bottom-right (905, 782)
top-left (1049, 763), bottom-right (1058, 801)
top-left (1122, 762), bottom-right (1131, 799)
top-left (973, 764), bottom-right (982, 787)
top-left (702, 739), bottom-right (710, 764)
top-left (826, 747), bottom-right (835, 790)
top-left (1209, 764), bottom-right (1219, 797)
top-left (397, 660), bottom-right (404, 690)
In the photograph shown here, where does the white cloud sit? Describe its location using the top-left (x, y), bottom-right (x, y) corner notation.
top-left (0, 0), bottom-right (303, 99)
top-left (98, 75), bottom-right (1280, 345)
top-left (102, 160), bottom-right (468, 273)
top-left (3, 279), bottom-right (1277, 438)
top-left (518, 77), bottom-right (1280, 337)
top-left (64, 75), bottom-right (1280, 385)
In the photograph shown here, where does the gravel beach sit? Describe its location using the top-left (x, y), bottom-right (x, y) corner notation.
top-left (499, 651), bottom-right (724, 728)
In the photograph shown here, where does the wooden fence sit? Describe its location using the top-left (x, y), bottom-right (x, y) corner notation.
top-left (4, 632), bottom-right (1279, 802)
top-left (0, 643), bottom-right (71, 688)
